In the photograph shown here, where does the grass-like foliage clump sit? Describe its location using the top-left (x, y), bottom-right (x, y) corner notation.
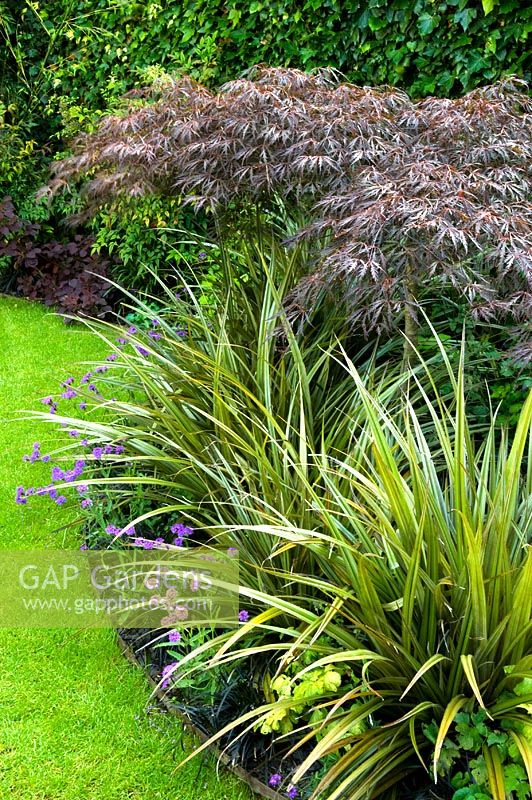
top-left (25, 239), bottom-right (532, 799)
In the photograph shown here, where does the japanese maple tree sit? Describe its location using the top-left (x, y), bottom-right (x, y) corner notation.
top-left (43, 67), bottom-right (532, 361)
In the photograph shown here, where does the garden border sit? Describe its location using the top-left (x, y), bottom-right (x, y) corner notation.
top-left (116, 633), bottom-right (284, 800)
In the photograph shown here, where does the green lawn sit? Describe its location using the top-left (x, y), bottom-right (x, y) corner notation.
top-left (0, 296), bottom-right (250, 800)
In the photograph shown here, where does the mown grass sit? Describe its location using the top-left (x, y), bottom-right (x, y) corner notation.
top-left (0, 296), bottom-right (250, 800)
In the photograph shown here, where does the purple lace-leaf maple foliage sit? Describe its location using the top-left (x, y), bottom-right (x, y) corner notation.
top-left (42, 67), bottom-right (531, 360)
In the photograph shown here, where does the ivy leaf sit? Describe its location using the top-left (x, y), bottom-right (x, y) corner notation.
top-left (418, 12), bottom-right (439, 35)
top-left (481, 0), bottom-right (496, 13)
top-left (367, 15), bottom-right (387, 31)
top-left (454, 8), bottom-right (477, 30)
top-left (300, 47), bottom-right (318, 63)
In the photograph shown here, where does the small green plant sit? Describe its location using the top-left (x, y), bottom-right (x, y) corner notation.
top-left (424, 684), bottom-right (532, 800)
top-left (261, 663), bottom-right (344, 736)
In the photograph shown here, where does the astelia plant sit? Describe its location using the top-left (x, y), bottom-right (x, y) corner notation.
top-left (25, 252), bottom-right (416, 600)
top-left (43, 68), bottom-right (532, 362)
top-left (173, 352), bottom-right (532, 800)
top-left (24, 253), bottom-right (531, 796)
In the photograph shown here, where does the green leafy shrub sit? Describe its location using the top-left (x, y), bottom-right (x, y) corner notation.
top-left (4, 0), bottom-right (529, 113)
top-left (89, 195), bottom-right (210, 296)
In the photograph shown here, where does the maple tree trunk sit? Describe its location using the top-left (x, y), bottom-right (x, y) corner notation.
top-left (402, 266), bottom-right (418, 368)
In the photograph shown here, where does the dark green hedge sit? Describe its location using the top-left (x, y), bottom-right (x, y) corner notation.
top-left (2, 0), bottom-right (531, 119)
top-left (69, 0), bottom-right (530, 98)
top-left (0, 0), bottom-right (530, 226)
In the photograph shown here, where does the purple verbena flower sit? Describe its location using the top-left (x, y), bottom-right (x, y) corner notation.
top-left (127, 326), bottom-right (137, 334)
top-left (51, 467), bottom-right (64, 481)
top-left (41, 396), bottom-right (54, 405)
top-left (148, 331), bottom-right (162, 340)
top-left (60, 389), bottom-right (77, 400)
top-left (116, 337), bottom-right (127, 345)
top-left (61, 377), bottom-right (75, 386)
top-left (79, 402), bottom-right (87, 411)
top-left (80, 372), bottom-right (92, 384)
top-left (268, 774), bottom-right (282, 789)
top-left (95, 365), bottom-right (108, 374)
top-left (106, 353), bottom-right (118, 361)
top-left (81, 498), bottom-right (93, 509)
top-left (80, 543), bottom-right (88, 551)
top-left (173, 536), bottom-right (184, 547)
top-left (77, 485), bottom-right (89, 495)
top-left (41, 454), bottom-right (50, 463)
top-left (151, 319), bottom-right (160, 327)
top-left (170, 523), bottom-right (193, 537)
top-left (15, 486), bottom-right (27, 505)
top-left (136, 346), bottom-right (149, 358)
top-left (92, 447), bottom-right (104, 459)
top-left (106, 525), bottom-right (121, 536)
top-left (238, 610), bottom-right (250, 623)
top-left (286, 787), bottom-right (298, 799)
top-left (55, 495), bottom-right (67, 506)
top-left (69, 430), bottom-right (79, 437)
top-left (168, 630), bottom-right (181, 643)
top-left (160, 662), bottom-right (178, 689)
top-left (134, 537), bottom-right (155, 550)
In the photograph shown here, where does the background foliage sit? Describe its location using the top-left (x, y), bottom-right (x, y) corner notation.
top-left (2, 0), bottom-right (530, 114)
top-left (1, 0), bottom-right (530, 209)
